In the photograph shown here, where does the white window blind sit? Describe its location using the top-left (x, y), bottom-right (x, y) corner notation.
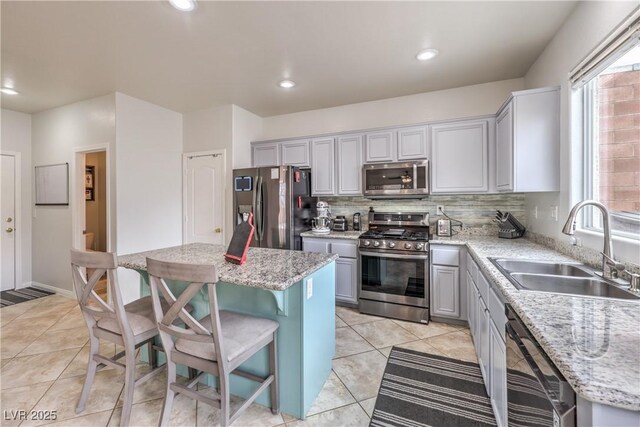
top-left (570, 9), bottom-right (640, 88)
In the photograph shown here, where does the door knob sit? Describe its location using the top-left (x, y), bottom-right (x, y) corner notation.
top-left (6, 227), bottom-right (14, 233)
top-left (5, 217), bottom-right (12, 223)
top-left (215, 228), bottom-right (222, 233)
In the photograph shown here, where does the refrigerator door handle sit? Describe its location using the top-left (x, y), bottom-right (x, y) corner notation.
top-left (256, 176), bottom-right (265, 242)
top-left (253, 175), bottom-right (262, 242)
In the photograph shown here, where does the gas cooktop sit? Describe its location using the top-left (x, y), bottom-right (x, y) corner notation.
top-left (358, 212), bottom-right (430, 253)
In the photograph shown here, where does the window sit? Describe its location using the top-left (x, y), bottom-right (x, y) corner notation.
top-left (574, 27), bottom-right (640, 239)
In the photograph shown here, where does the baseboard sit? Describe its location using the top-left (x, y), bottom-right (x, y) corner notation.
top-left (29, 281), bottom-right (75, 299)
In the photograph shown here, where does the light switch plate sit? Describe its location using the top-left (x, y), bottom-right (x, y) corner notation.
top-left (307, 278), bottom-right (313, 299)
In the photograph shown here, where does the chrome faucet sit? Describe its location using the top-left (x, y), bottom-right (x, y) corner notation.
top-left (562, 200), bottom-right (626, 281)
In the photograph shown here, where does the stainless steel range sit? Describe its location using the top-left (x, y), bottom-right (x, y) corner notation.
top-left (358, 212), bottom-right (430, 323)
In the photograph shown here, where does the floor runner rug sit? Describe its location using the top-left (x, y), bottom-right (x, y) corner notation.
top-left (370, 347), bottom-right (497, 427)
top-left (0, 287), bottom-right (54, 307)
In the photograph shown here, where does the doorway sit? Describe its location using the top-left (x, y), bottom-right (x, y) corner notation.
top-left (72, 145), bottom-right (111, 301)
top-left (183, 151), bottom-right (226, 245)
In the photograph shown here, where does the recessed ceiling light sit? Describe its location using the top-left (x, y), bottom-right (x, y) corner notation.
top-left (279, 80), bottom-right (296, 89)
top-left (0, 87), bottom-right (19, 95)
top-left (416, 48), bottom-right (439, 61)
top-left (169, 0), bottom-right (196, 12)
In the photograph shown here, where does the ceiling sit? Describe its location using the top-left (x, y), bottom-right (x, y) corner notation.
top-left (1, 1), bottom-right (577, 116)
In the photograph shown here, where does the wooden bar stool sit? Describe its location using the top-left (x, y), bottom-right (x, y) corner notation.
top-left (70, 249), bottom-right (167, 427)
top-left (146, 257), bottom-right (280, 427)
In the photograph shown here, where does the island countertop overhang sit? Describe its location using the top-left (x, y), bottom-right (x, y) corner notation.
top-left (118, 242), bottom-right (338, 291)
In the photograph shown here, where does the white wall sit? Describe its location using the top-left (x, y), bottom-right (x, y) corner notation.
top-left (183, 104), bottom-right (234, 242)
top-left (115, 93), bottom-right (183, 302)
top-left (31, 94), bottom-right (117, 293)
top-left (232, 105), bottom-right (262, 169)
top-left (1, 109), bottom-right (32, 287)
top-left (260, 78), bottom-right (524, 140)
top-left (523, 1), bottom-right (639, 263)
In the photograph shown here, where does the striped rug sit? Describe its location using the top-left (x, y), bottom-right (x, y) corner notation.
top-left (0, 287), bottom-right (55, 307)
top-left (371, 347), bottom-right (497, 427)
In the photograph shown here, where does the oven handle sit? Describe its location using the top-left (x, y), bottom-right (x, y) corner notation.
top-left (359, 250), bottom-right (429, 260)
top-left (506, 322), bottom-right (575, 420)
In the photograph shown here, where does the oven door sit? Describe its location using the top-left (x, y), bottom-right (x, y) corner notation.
top-left (506, 306), bottom-right (576, 427)
top-left (359, 250), bottom-right (429, 307)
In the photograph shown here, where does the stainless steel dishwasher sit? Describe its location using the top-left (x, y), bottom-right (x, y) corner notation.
top-left (506, 304), bottom-right (576, 427)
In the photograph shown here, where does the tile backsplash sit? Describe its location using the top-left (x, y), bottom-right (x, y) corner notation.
top-left (322, 194), bottom-right (527, 229)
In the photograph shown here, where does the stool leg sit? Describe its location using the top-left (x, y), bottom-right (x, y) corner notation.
top-left (76, 335), bottom-right (99, 413)
top-left (269, 333), bottom-right (279, 415)
top-left (220, 373), bottom-right (230, 427)
top-left (148, 340), bottom-right (157, 369)
top-left (120, 349), bottom-right (136, 427)
top-left (159, 358), bottom-right (176, 427)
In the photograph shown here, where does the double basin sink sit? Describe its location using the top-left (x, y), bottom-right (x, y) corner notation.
top-left (489, 258), bottom-right (639, 300)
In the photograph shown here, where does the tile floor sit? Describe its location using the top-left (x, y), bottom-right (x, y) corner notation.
top-left (0, 295), bottom-right (477, 426)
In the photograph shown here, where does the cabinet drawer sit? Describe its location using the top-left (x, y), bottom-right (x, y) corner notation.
top-left (488, 286), bottom-right (507, 342)
top-left (330, 242), bottom-right (358, 259)
top-left (431, 247), bottom-right (460, 266)
top-left (477, 270), bottom-right (489, 301)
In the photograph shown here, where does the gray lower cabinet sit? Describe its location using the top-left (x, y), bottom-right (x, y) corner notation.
top-left (490, 320), bottom-right (507, 427)
top-left (431, 265), bottom-right (460, 318)
top-left (467, 254), bottom-right (508, 424)
top-left (430, 245), bottom-right (466, 320)
top-left (303, 237), bottom-right (358, 304)
top-left (336, 258), bottom-right (358, 304)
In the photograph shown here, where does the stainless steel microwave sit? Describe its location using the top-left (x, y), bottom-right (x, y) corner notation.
top-left (363, 160), bottom-right (429, 199)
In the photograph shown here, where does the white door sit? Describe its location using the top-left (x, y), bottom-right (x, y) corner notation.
top-left (185, 154), bottom-right (225, 245)
top-left (1, 154), bottom-right (16, 290)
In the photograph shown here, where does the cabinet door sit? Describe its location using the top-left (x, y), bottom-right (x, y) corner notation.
top-left (490, 321), bottom-right (507, 427)
top-left (311, 137), bottom-right (336, 195)
top-left (302, 239), bottom-right (330, 254)
top-left (337, 134), bottom-right (363, 195)
top-left (467, 271), bottom-right (476, 338)
top-left (431, 120), bottom-right (489, 193)
top-left (365, 130), bottom-right (396, 163)
top-left (252, 143), bottom-right (280, 167)
top-left (397, 126), bottom-right (428, 160)
top-left (478, 296), bottom-right (491, 396)
top-left (431, 265), bottom-right (460, 318)
top-left (281, 140), bottom-right (310, 167)
top-left (496, 103), bottom-right (514, 191)
top-left (336, 258), bottom-right (358, 304)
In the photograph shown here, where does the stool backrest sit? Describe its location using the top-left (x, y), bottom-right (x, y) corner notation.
top-left (146, 258), bottom-right (224, 363)
top-left (70, 249), bottom-right (131, 340)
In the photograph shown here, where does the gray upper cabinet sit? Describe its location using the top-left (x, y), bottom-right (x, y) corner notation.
top-left (252, 142), bottom-right (280, 167)
top-left (431, 120), bottom-right (489, 193)
top-left (496, 104), bottom-right (514, 191)
top-left (365, 130), bottom-right (396, 163)
top-left (311, 137), bottom-right (336, 195)
top-left (496, 87), bottom-right (560, 192)
top-left (397, 126), bottom-right (428, 160)
top-left (280, 140), bottom-right (311, 167)
top-left (337, 134), bottom-right (363, 195)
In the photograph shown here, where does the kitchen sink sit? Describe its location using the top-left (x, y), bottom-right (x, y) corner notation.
top-left (492, 259), bottom-right (592, 277)
top-left (509, 273), bottom-right (639, 300)
top-left (489, 257), bottom-right (639, 300)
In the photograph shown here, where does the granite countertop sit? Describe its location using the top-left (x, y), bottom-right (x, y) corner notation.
top-left (300, 230), bottom-right (363, 240)
top-left (118, 243), bottom-right (338, 291)
top-left (433, 235), bottom-right (640, 411)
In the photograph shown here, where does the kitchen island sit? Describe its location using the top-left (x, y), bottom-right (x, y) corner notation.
top-left (118, 243), bottom-right (338, 419)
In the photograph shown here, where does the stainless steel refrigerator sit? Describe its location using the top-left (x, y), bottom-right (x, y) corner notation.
top-left (232, 166), bottom-right (317, 250)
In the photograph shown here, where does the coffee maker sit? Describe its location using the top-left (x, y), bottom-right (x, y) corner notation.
top-left (311, 201), bottom-right (332, 234)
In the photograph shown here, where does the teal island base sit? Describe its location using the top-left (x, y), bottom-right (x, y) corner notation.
top-left (135, 262), bottom-right (336, 420)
